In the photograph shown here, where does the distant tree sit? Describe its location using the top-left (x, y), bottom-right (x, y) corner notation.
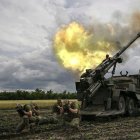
top-left (0, 89), bottom-right (77, 100)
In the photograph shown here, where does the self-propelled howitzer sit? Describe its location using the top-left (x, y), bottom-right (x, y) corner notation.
top-left (76, 33), bottom-right (140, 118)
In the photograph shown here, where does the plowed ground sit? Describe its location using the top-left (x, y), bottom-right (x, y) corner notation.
top-left (0, 110), bottom-right (140, 140)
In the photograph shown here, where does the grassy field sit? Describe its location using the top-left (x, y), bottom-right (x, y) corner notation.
top-left (0, 99), bottom-right (77, 109)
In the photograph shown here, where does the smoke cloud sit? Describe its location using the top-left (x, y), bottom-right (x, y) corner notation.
top-left (0, 0), bottom-right (140, 91)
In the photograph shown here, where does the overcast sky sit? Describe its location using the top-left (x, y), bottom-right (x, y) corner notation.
top-left (0, 0), bottom-right (140, 92)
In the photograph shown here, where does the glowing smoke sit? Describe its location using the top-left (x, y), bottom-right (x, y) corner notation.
top-left (54, 22), bottom-right (117, 74)
top-left (54, 11), bottom-right (140, 75)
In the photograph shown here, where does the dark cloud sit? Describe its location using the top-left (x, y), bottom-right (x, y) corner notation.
top-left (0, 0), bottom-right (140, 92)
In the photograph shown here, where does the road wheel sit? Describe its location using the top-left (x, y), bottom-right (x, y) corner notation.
top-left (127, 98), bottom-right (136, 116)
top-left (118, 96), bottom-right (126, 114)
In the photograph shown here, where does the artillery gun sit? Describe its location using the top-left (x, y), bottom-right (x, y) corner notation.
top-left (75, 33), bottom-right (140, 118)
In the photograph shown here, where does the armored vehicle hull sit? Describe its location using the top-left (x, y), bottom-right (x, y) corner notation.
top-left (79, 74), bottom-right (140, 118)
top-left (76, 33), bottom-right (140, 118)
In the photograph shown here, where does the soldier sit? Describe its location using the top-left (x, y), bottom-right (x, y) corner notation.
top-left (104, 54), bottom-right (111, 61)
top-left (16, 104), bottom-right (39, 133)
top-left (63, 101), bottom-right (80, 128)
top-left (38, 100), bottom-right (63, 125)
top-left (31, 103), bottom-right (40, 116)
top-left (16, 104), bottom-right (25, 117)
top-left (52, 99), bottom-right (63, 116)
top-left (102, 54), bottom-right (111, 65)
top-left (30, 103), bottom-right (41, 126)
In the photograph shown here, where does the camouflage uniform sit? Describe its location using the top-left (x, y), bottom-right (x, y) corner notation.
top-left (63, 101), bottom-right (80, 128)
top-left (51, 99), bottom-right (63, 122)
top-left (31, 103), bottom-right (41, 125)
top-left (38, 115), bottom-right (58, 125)
top-left (38, 100), bottom-right (63, 125)
top-left (16, 104), bottom-right (38, 133)
top-left (52, 99), bottom-right (63, 115)
top-left (31, 103), bottom-right (40, 116)
top-left (30, 103), bottom-right (52, 126)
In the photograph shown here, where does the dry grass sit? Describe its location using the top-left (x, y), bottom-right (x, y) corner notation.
top-left (0, 99), bottom-right (77, 109)
top-left (0, 100), bottom-right (56, 109)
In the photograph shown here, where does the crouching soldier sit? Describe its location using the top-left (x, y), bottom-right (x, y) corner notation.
top-left (52, 99), bottom-right (64, 122)
top-left (52, 99), bottom-right (63, 116)
top-left (28, 103), bottom-right (42, 131)
top-left (31, 103), bottom-right (40, 116)
top-left (16, 104), bottom-right (39, 133)
top-left (63, 101), bottom-right (80, 128)
top-left (30, 103), bottom-right (41, 125)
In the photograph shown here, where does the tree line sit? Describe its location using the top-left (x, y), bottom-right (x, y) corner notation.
top-left (0, 89), bottom-right (77, 100)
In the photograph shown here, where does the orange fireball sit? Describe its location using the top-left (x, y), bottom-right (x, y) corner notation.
top-left (54, 22), bottom-right (116, 74)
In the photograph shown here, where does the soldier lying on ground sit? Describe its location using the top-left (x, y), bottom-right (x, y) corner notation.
top-left (37, 100), bottom-right (63, 125)
top-left (63, 101), bottom-right (80, 128)
top-left (40, 99), bottom-right (63, 125)
top-left (16, 104), bottom-right (40, 133)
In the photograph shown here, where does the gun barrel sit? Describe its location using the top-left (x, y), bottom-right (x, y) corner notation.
top-left (103, 32), bottom-right (140, 75)
top-left (115, 32), bottom-right (140, 58)
top-left (77, 32), bottom-right (140, 99)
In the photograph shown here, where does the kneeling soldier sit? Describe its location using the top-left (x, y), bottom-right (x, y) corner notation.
top-left (52, 99), bottom-right (63, 116)
top-left (16, 104), bottom-right (38, 133)
top-left (63, 101), bottom-right (80, 128)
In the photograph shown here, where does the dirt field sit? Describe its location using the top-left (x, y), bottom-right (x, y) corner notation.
top-left (0, 110), bottom-right (140, 140)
